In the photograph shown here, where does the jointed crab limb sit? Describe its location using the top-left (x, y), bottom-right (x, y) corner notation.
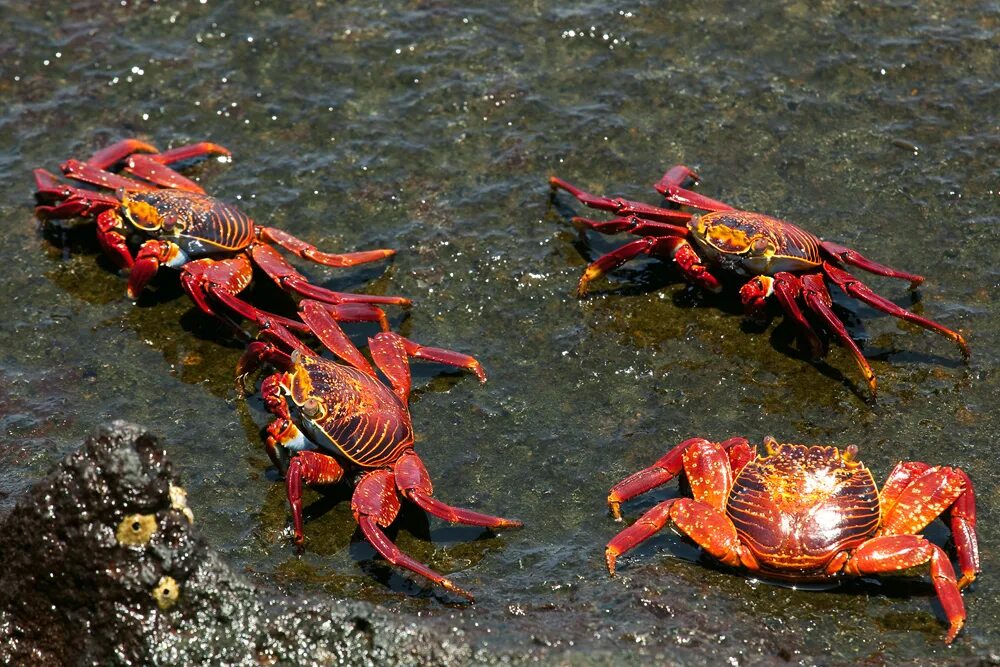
top-left (844, 536), bottom-right (965, 644)
top-left (259, 226), bottom-right (397, 268)
top-left (123, 154), bottom-right (206, 193)
top-left (879, 461), bottom-right (932, 518)
top-left (85, 138), bottom-right (160, 169)
top-left (96, 210), bottom-right (136, 271)
top-left (61, 159), bottom-right (155, 192)
top-left (353, 469), bottom-right (475, 601)
top-left (741, 274), bottom-right (825, 358)
top-left (129, 239), bottom-right (185, 298)
top-left (669, 238), bottom-right (724, 294)
top-left (944, 467), bottom-right (979, 588)
top-left (390, 333), bottom-right (487, 383)
top-left (653, 165), bottom-right (735, 212)
top-left (575, 236), bottom-right (716, 297)
top-left (823, 263), bottom-right (969, 359)
top-left (394, 452), bottom-right (523, 529)
top-left (298, 300), bottom-right (376, 376)
top-left (286, 450), bottom-right (346, 546)
top-left (251, 244), bottom-right (412, 308)
top-left (33, 169), bottom-right (120, 217)
top-left (571, 215), bottom-right (689, 237)
top-left (820, 240), bottom-right (924, 288)
top-left (800, 274), bottom-right (878, 398)
top-left (605, 498), bottom-right (749, 575)
top-left (150, 141), bottom-right (232, 165)
top-left (550, 176), bottom-right (693, 224)
top-left (879, 466), bottom-right (969, 538)
top-left (607, 437), bottom-right (750, 519)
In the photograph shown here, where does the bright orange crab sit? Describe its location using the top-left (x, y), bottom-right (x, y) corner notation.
top-left (236, 301), bottom-right (522, 600)
top-left (34, 138), bottom-right (408, 338)
top-left (605, 436), bottom-right (979, 644)
top-left (550, 166), bottom-right (970, 397)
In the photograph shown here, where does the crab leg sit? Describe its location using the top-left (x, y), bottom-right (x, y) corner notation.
top-left (176, 255), bottom-right (314, 340)
top-left (576, 236), bottom-right (722, 297)
top-left (85, 138), bottom-right (160, 169)
top-left (550, 176), bottom-right (693, 224)
top-left (123, 154), bottom-right (206, 193)
top-left (33, 169), bottom-right (120, 217)
top-left (151, 141), bottom-right (232, 165)
top-left (571, 215), bottom-right (690, 237)
top-left (799, 273), bottom-right (878, 398)
top-left (96, 210), bottom-right (136, 270)
top-left (251, 244), bottom-right (411, 307)
top-left (353, 469), bottom-right (474, 601)
top-left (60, 159), bottom-right (155, 192)
top-left (372, 331), bottom-right (487, 384)
top-left (879, 461), bottom-right (931, 518)
top-left (297, 300), bottom-right (377, 376)
top-left (823, 263), bottom-right (969, 359)
top-left (286, 450), bottom-right (346, 546)
top-left (844, 536), bottom-right (965, 644)
top-left (394, 451), bottom-right (522, 529)
top-left (606, 498), bottom-right (750, 575)
top-left (879, 465), bottom-right (979, 586)
top-left (128, 239), bottom-right (186, 298)
top-left (820, 240), bottom-right (924, 288)
top-left (607, 437), bottom-right (751, 520)
top-left (259, 227), bottom-right (397, 268)
top-left (945, 467), bottom-right (979, 588)
top-left (741, 274), bottom-right (825, 359)
top-left (653, 165), bottom-right (735, 212)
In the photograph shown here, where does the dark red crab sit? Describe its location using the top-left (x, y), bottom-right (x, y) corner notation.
top-left (34, 138), bottom-right (409, 338)
top-left (550, 166), bottom-right (970, 397)
top-left (236, 301), bottom-right (522, 600)
top-left (605, 436), bottom-right (979, 644)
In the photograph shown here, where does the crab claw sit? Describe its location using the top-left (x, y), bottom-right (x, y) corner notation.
top-left (127, 240), bottom-right (184, 299)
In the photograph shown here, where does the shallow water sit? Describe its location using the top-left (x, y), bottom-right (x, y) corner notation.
top-left (1, 0), bottom-right (998, 664)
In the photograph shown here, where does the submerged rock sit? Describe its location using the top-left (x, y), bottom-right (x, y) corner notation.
top-left (0, 421), bottom-right (470, 666)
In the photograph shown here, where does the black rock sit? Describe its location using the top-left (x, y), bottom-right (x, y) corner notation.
top-left (0, 421), bottom-right (471, 667)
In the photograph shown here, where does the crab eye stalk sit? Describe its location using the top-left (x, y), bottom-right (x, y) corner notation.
top-left (302, 397), bottom-right (325, 420)
top-left (750, 236), bottom-right (773, 255)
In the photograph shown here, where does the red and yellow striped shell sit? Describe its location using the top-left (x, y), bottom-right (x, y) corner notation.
top-left (121, 189), bottom-right (256, 253)
top-left (727, 440), bottom-right (880, 577)
top-left (285, 353), bottom-right (414, 469)
top-left (689, 211), bottom-right (822, 276)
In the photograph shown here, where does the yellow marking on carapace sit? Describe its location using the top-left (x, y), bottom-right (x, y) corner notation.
top-left (123, 196), bottom-right (163, 231)
top-left (698, 218), bottom-right (751, 253)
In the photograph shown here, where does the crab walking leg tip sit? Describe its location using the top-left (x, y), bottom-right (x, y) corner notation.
top-left (608, 498), bottom-right (623, 521)
top-left (444, 580), bottom-right (475, 602)
top-left (606, 547), bottom-right (619, 576)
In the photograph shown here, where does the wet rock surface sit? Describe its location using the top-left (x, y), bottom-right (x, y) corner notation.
top-left (0, 422), bottom-right (472, 667)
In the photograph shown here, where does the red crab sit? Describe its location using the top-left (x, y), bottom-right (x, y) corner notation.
top-left (605, 436), bottom-right (979, 644)
top-left (550, 166), bottom-right (969, 397)
top-left (34, 138), bottom-right (408, 338)
top-left (236, 302), bottom-right (522, 600)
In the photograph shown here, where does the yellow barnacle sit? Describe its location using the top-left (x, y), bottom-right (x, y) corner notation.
top-left (153, 576), bottom-right (180, 610)
top-left (117, 513), bottom-right (158, 546)
top-left (123, 196), bottom-right (163, 231)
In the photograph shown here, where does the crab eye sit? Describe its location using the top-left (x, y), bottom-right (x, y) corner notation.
top-left (302, 398), bottom-right (324, 419)
top-left (750, 236), bottom-right (771, 253)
